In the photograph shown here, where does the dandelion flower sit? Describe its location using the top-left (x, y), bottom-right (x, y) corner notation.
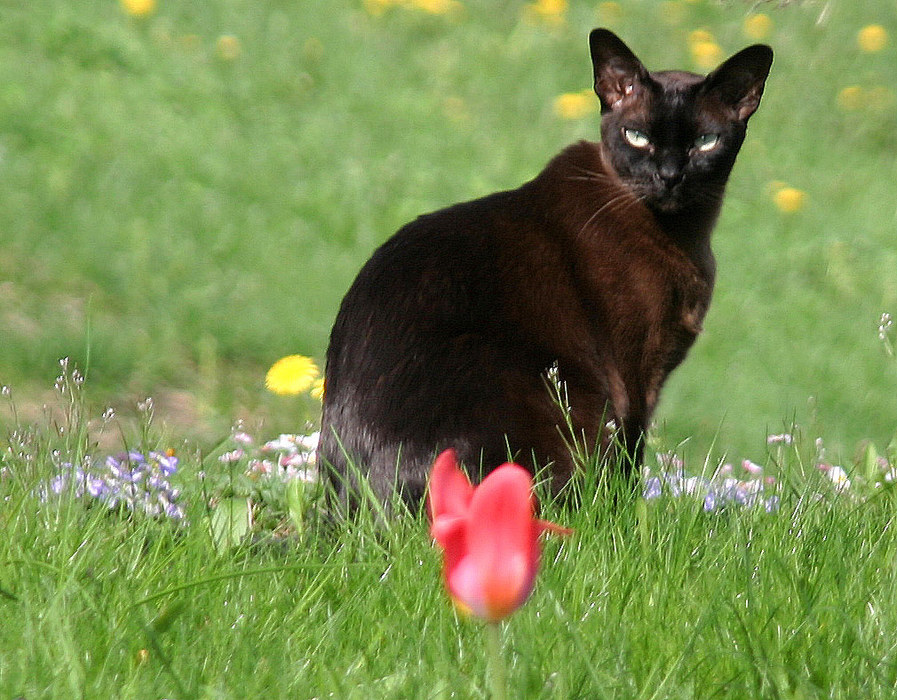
top-left (535, 0), bottom-right (567, 16)
top-left (687, 29), bottom-right (715, 46)
top-left (858, 25), bottom-right (888, 53)
top-left (837, 85), bottom-right (864, 110)
top-left (310, 377), bottom-right (326, 401)
top-left (553, 90), bottom-right (597, 120)
top-left (690, 40), bottom-right (724, 70)
top-left (410, 0), bottom-right (462, 15)
top-left (772, 185), bottom-right (806, 214)
top-left (216, 35), bottom-right (241, 61)
top-left (525, 0), bottom-right (567, 26)
top-left (743, 14), bottom-right (773, 41)
top-left (265, 355), bottom-right (320, 396)
top-left (120, 0), bottom-right (155, 17)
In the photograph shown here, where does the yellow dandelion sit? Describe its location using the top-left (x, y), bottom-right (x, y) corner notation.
top-left (743, 13), bottom-right (773, 41)
top-left (772, 185), bottom-right (806, 214)
top-left (120, 0), bottom-right (155, 17)
top-left (837, 85), bottom-right (864, 110)
top-left (858, 24), bottom-right (888, 53)
top-left (525, 0), bottom-right (567, 26)
top-left (535, 0), bottom-right (566, 15)
top-left (216, 35), bottom-right (241, 61)
top-left (410, 0), bottom-right (462, 14)
top-left (310, 377), bottom-right (326, 401)
top-left (265, 355), bottom-right (320, 396)
top-left (688, 29), bottom-right (715, 46)
top-left (553, 90), bottom-right (597, 120)
top-left (690, 40), bottom-right (724, 70)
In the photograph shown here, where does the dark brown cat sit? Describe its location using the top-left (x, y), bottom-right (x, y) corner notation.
top-left (318, 29), bottom-right (772, 507)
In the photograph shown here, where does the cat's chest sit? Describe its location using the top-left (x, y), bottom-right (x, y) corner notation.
top-left (594, 237), bottom-right (713, 340)
top-left (671, 270), bottom-right (712, 336)
top-left (619, 262), bottom-right (712, 411)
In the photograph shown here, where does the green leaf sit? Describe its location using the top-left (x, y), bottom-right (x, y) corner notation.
top-left (150, 600), bottom-right (186, 635)
top-left (861, 441), bottom-right (880, 482)
top-left (286, 479), bottom-right (308, 535)
top-left (209, 497), bottom-right (251, 553)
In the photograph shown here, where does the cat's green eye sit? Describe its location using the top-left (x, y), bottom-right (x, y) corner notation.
top-left (694, 133), bottom-right (720, 152)
top-left (623, 128), bottom-right (650, 149)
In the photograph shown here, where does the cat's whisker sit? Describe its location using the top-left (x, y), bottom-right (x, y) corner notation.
top-left (568, 165), bottom-right (614, 185)
top-left (579, 192), bottom-right (637, 234)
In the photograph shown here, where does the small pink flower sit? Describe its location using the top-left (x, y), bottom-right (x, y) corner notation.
top-left (218, 449), bottom-right (245, 464)
top-left (766, 433), bottom-right (793, 445)
top-left (248, 459), bottom-right (272, 475)
top-left (742, 459), bottom-right (764, 475)
top-left (428, 449), bottom-right (571, 622)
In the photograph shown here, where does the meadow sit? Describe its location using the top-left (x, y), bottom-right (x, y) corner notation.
top-left (2, 0), bottom-right (897, 697)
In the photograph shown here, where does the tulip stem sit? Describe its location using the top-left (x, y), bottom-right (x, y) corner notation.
top-left (484, 621), bottom-right (508, 700)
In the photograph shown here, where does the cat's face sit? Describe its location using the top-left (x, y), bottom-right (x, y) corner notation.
top-left (589, 29), bottom-right (773, 214)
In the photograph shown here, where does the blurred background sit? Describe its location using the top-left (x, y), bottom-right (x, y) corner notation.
top-left (1, 0), bottom-right (895, 464)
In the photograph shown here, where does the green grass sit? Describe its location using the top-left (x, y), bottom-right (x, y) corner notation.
top-left (4, 382), bottom-right (897, 698)
top-left (1, 0), bottom-right (896, 457)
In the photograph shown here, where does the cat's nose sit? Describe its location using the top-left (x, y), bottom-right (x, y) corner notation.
top-left (656, 164), bottom-right (684, 188)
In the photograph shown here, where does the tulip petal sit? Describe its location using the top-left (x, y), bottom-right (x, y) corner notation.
top-left (432, 513), bottom-right (468, 597)
top-left (427, 449), bottom-right (474, 521)
top-left (465, 463), bottom-right (539, 621)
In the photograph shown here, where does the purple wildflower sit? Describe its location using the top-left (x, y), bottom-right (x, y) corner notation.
top-left (643, 476), bottom-right (662, 500)
top-left (38, 450), bottom-right (186, 524)
top-left (643, 455), bottom-right (779, 513)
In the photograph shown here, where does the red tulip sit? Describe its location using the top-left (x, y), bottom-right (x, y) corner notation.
top-left (428, 449), bottom-right (571, 622)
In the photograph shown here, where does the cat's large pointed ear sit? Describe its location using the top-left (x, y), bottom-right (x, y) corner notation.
top-left (702, 44), bottom-right (773, 122)
top-left (589, 28), bottom-right (650, 114)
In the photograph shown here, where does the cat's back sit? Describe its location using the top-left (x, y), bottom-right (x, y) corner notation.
top-left (326, 164), bottom-right (575, 337)
top-left (323, 185), bottom-right (535, 398)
